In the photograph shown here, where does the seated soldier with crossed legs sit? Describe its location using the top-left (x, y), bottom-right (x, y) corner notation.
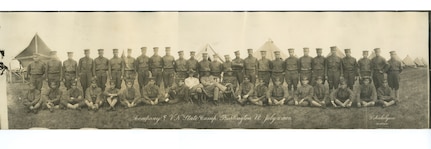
top-left (62, 81), bottom-right (84, 111)
top-left (43, 81), bottom-right (62, 113)
top-left (84, 78), bottom-right (103, 111)
top-left (139, 77), bottom-right (164, 106)
top-left (311, 76), bottom-right (329, 108)
top-left (267, 78), bottom-right (289, 106)
top-left (236, 77), bottom-right (254, 106)
top-left (292, 76), bottom-right (316, 106)
top-left (376, 79), bottom-right (397, 107)
top-left (22, 83), bottom-right (43, 114)
top-left (249, 79), bottom-right (268, 106)
top-left (104, 80), bottom-right (120, 111)
top-left (357, 77), bottom-right (377, 107)
top-left (330, 80), bottom-right (354, 108)
top-left (119, 80), bottom-right (140, 108)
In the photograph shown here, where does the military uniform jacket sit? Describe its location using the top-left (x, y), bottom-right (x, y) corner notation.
top-left (198, 60), bottom-right (211, 72)
top-left (231, 57), bottom-right (244, 70)
top-left (104, 88), bottom-right (120, 97)
top-left (253, 84), bottom-right (268, 98)
top-left (331, 88), bottom-right (353, 101)
top-left (27, 61), bottom-right (46, 75)
top-left (299, 56), bottom-right (312, 71)
top-left (312, 56), bottom-right (326, 71)
top-left (47, 59), bottom-right (62, 74)
top-left (258, 58), bottom-right (271, 71)
top-left (174, 58), bottom-right (188, 72)
top-left (66, 88), bottom-right (83, 99)
top-left (244, 56), bottom-right (258, 70)
top-left (313, 84), bottom-right (329, 100)
top-left (210, 61), bottom-right (223, 73)
top-left (371, 56), bottom-right (388, 72)
top-left (120, 87), bottom-right (139, 101)
top-left (25, 89), bottom-right (41, 102)
top-left (221, 75), bottom-right (238, 88)
top-left (271, 58), bottom-right (285, 73)
top-left (358, 57), bottom-right (371, 72)
top-left (79, 57), bottom-right (93, 73)
top-left (342, 56), bottom-right (358, 73)
top-left (296, 84), bottom-right (314, 99)
top-left (325, 55), bottom-right (342, 72)
top-left (285, 56), bottom-right (299, 71)
top-left (142, 84), bottom-right (160, 99)
top-left (63, 59), bottom-right (78, 76)
top-left (359, 84), bottom-right (376, 100)
top-left (387, 58), bottom-right (403, 73)
top-left (186, 58), bottom-right (199, 71)
top-left (85, 87), bottom-right (102, 102)
top-left (377, 86), bottom-right (393, 100)
top-left (162, 55), bottom-right (175, 69)
top-left (93, 56), bottom-right (109, 74)
top-left (123, 56), bottom-right (136, 71)
top-left (45, 88), bottom-right (62, 102)
top-left (222, 61), bottom-right (232, 73)
top-left (136, 55), bottom-right (150, 71)
top-left (149, 55), bottom-right (163, 69)
top-left (237, 82), bottom-right (254, 96)
top-left (109, 56), bottom-right (123, 71)
top-left (267, 85), bottom-right (288, 99)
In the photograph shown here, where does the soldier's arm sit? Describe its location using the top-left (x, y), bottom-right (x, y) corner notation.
top-left (324, 58), bottom-right (328, 77)
top-left (51, 91), bottom-right (62, 103)
top-left (121, 60), bottom-right (125, 78)
top-left (77, 59), bottom-right (82, 76)
top-left (45, 62), bottom-right (49, 80)
top-left (108, 60), bottom-right (112, 79)
top-left (354, 59), bottom-right (359, 77)
top-left (60, 61), bottom-right (63, 81)
top-left (61, 62), bottom-right (66, 80)
top-left (30, 90), bottom-right (42, 105)
top-left (92, 59), bottom-right (96, 77)
top-left (340, 58), bottom-right (344, 76)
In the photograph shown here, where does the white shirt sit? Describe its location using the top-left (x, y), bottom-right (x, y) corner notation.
top-left (185, 77), bottom-right (200, 89)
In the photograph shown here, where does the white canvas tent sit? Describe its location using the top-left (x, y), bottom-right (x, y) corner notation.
top-left (253, 39), bottom-right (288, 59)
top-left (420, 58), bottom-right (428, 66)
top-left (403, 55), bottom-right (416, 67)
top-left (414, 57), bottom-right (425, 67)
top-left (195, 44), bottom-right (224, 62)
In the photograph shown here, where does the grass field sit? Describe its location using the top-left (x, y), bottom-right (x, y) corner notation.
top-left (7, 68), bottom-right (429, 129)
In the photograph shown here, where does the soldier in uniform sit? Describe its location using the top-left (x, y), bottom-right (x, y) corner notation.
top-left (46, 51), bottom-right (62, 87)
top-left (222, 55), bottom-right (232, 74)
top-left (186, 51), bottom-right (199, 78)
top-left (357, 77), bottom-right (377, 107)
top-left (326, 46), bottom-right (343, 92)
top-left (62, 52), bottom-right (78, 90)
top-left (78, 49), bottom-right (94, 97)
top-left (104, 80), bottom-right (120, 111)
top-left (330, 80), bottom-right (354, 108)
top-left (271, 51), bottom-right (285, 85)
top-left (184, 70), bottom-right (200, 104)
top-left (62, 81), bottom-right (84, 110)
top-left (84, 79), bottom-right (103, 111)
top-left (27, 54), bottom-right (46, 91)
top-left (196, 70), bottom-right (227, 105)
top-left (232, 51), bottom-right (245, 84)
top-left (174, 51), bottom-right (188, 85)
top-left (43, 81), bottom-right (62, 112)
top-left (244, 48), bottom-right (258, 84)
top-left (290, 77), bottom-right (315, 106)
top-left (139, 77), bottom-right (163, 106)
top-left (257, 51), bottom-right (271, 86)
top-left (267, 78), bottom-right (288, 106)
top-left (371, 48), bottom-right (388, 89)
top-left (387, 51), bottom-right (403, 99)
top-left (285, 48), bottom-right (300, 94)
top-left (109, 49), bottom-right (123, 89)
top-left (299, 48), bottom-right (312, 86)
top-left (377, 79), bottom-right (397, 107)
top-left (221, 68), bottom-right (238, 104)
top-left (236, 77), bottom-right (254, 106)
top-left (311, 48), bottom-right (326, 86)
top-left (357, 50), bottom-right (372, 85)
top-left (250, 79), bottom-right (269, 106)
top-left (210, 54), bottom-right (223, 79)
top-left (136, 47), bottom-right (150, 95)
top-left (93, 49), bottom-right (109, 91)
top-left (149, 47), bottom-right (163, 87)
top-left (198, 53), bottom-right (211, 78)
top-left (165, 79), bottom-right (190, 104)
top-left (312, 76), bottom-right (329, 107)
top-left (22, 83), bottom-right (43, 114)
top-left (162, 47), bottom-right (175, 89)
top-left (123, 48), bottom-right (137, 83)
top-left (341, 49), bottom-right (358, 90)
top-left (119, 80), bottom-right (140, 108)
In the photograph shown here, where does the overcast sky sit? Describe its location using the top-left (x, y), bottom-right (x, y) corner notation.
top-left (0, 12), bottom-right (428, 68)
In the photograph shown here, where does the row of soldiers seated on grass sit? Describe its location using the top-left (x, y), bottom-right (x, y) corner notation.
top-left (22, 68), bottom-right (398, 114)
top-left (26, 46), bottom-right (403, 107)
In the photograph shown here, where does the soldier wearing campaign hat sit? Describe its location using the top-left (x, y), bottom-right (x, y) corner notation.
top-left (299, 47), bottom-right (313, 86)
top-left (210, 54), bottom-right (223, 78)
top-left (357, 76), bottom-right (377, 107)
top-left (93, 49), bottom-right (109, 91)
top-left (285, 48), bottom-right (300, 94)
top-left (330, 79), bottom-right (354, 108)
top-left (232, 50), bottom-right (245, 84)
top-left (62, 52), bottom-right (78, 90)
top-left (84, 78), bottom-right (103, 111)
top-left (119, 79), bottom-right (140, 108)
top-left (244, 48), bottom-right (258, 84)
top-left (271, 51), bottom-right (285, 85)
top-left (387, 51), bottom-right (403, 99)
top-left (123, 48), bottom-right (137, 83)
top-left (358, 50), bottom-right (372, 85)
top-left (62, 81), bottom-right (85, 111)
top-left (109, 48), bottom-right (123, 89)
top-left (222, 54), bottom-right (232, 74)
top-left (341, 48), bottom-right (358, 90)
top-left (162, 47), bottom-right (175, 88)
top-left (149, 47), bottom-right (163, 87)
top-left (312, 48), bottom-right (326, 86)
top-left (187, 51), bottom-right (199, 78)
top-left (46, 51), bottom-right (62, 87)
top-left (104, 80), bottom-right (121, 111)
top-left (79, 49), bottom-right (94, 97)
top-left (27, 54), bottom-right (46, 91)
top-left (136, 47), bottom-right (150, 94)
top-left (258, 50), bottom-right (271, 86)
top-left (198, 52), bottom-right (211, 78)
top-left (371, 48), bottom-right (389, 89)
top-left (175, 50), bottom-right (188, 85)
top-left (326, 46), bottom-right (343, 92)
top-left (139, 76), bottom-right (164, 106)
